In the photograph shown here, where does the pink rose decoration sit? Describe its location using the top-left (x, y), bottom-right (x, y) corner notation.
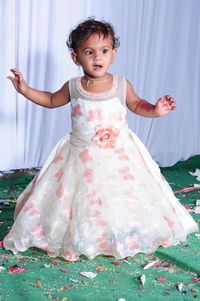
top-left (92, 126), bottom-right (120, 148)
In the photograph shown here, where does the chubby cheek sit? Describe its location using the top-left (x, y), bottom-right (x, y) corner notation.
top-left (76, 53), bottom-right (92, 66)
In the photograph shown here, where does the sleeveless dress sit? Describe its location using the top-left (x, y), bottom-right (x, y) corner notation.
top-left (3, 76), bottom-right (198, 261)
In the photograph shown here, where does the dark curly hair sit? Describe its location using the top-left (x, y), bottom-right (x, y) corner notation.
top-left (67, 17), bottom-right (120, 52)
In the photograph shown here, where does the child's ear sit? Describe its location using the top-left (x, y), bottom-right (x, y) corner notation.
top-left (71, 52), bottom-right (80, 66)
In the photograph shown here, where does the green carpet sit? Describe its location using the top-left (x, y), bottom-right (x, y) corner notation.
top-left (0, 156), bottom-right (200, 301)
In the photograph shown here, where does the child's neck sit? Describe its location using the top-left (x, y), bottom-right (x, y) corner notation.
top-left (82, 74), bottom-right (112, 87)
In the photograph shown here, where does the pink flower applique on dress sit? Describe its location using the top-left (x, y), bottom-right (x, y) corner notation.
top-left (56, 183), bottom-right (65, 199)
top-left (96, 235), bottom-right (111, 250)
top-left (87, 108), bottom-right (103, 122)
top-left (31, 223), bottom-right (47, 239)
top-left (54, 168), bottom-right (64, 182)
top-left (111, 111), bottom-right (123, 122)
top-left (114, 147), bottom-right (129, 160)
top-left (124, 188), bottom-right (135, 197)
top-left (119, 167), bottom-right (134, 180)
top-left (160, 236), bottom-right (171, 247)
top-left (52, 154), bottom-right (64, 164)
top-left (63, 244), bottom-right (78, 261)
top-left (129, 241), bottom-right (140, 252)
top-left (92, 125), bottom-right (120, 148)
top-left (125, 236), bottom-right (140, 252)
top-left (22, 202), bottom-right (40, 217)
top-left (87, 191), bottom-right (102, 206)
top-left (79, 149), bottom-right (93, 163)
top-left (83, 168), bottom-right (94, 183)
top-left (72, 104), bottom-right (83, 117)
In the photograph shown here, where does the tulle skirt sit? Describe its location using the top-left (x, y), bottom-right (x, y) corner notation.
top-left (3, 130), bottom-right (198, 261)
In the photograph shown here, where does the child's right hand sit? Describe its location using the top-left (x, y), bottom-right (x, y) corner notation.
top-left (7, 68), bottom-right (28, 94)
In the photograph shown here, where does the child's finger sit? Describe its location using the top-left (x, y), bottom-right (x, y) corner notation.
top-left (10, 68), bottom-right (23, 77)
top-left (164, 96), bottom-right (176, 108)
top-left (10, 68), bottom-right (20, 73)
top-left (7, 76), bottom-right (15, 82)
top-left (9, 70), bottom-right (24, 82)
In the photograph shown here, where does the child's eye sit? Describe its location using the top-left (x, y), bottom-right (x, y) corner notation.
top-left (103, 49), bottom-right (109, 54)
top-left (85, 50), bottom-right (93, 56)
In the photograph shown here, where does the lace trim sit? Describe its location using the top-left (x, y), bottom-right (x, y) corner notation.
top-left (75, 76), bottom-right (118, 101)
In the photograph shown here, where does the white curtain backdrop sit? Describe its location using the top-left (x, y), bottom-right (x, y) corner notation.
top-left (0, 0), bottom-right (200, 170)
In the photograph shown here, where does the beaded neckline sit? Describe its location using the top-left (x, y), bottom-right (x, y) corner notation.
top-left (76, 76), bottom-right (118, 101)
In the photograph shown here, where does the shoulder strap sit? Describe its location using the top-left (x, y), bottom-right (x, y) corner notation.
top-left (68, 77), bottom-right (76, 101)
top-left (69, 77), bottom-right (84, 100)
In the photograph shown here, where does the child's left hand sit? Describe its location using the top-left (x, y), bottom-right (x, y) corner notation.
top-left (155, 95), bottom-right (176, 117)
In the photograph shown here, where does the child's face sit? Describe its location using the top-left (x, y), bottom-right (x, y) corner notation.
top-left (71, 33), bottom-right (116, 78)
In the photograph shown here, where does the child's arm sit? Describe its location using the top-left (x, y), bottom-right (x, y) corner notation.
top-left (126, 80), bottom-right (175, 117)
top-left (7, 68), bottom-right (70, 108)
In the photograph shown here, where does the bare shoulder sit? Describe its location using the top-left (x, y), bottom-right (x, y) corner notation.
top-left (125, 79), bottom-right (140, 111)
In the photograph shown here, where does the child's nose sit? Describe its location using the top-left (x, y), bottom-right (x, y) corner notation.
top-left (94, 51), bottom-right (101, 61)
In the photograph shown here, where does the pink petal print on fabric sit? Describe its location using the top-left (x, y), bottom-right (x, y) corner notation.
top-left (54, 168), bottom-right (64, 182)
top-left (129, 241), bottom-right (140, 252)
top-left (90, 198), bottom-right (102, 206)
top-left (72, 104), bottom-right (83, 117)
top-left (90, 210), bottom-right (101, 218)
top-left (119, 167), bottom-right (131, 174)
top-left (87, 109), bottom-right (103, 122)
top-left (31, 223), bottom-right (47, 239)
top-left (92, 126), bottom-right (120, 148)
top-left (42, 244), bottom-right (50, 252)
top-left (123, 174), bottom-right (134, 180)
top-left (118, 155), bottom-right (129, 160)
top-left (111, 112), bottom-right (123, 122)
top-left (114, 147), bottom-right (125, 154)
top-left (22, 202), bottom-right (40, 217)
top-left (56, 183), bottom-right (65, 199)
top-left (94, 218), bottom-right (107, 226)
top-left (125, 236), bottom-right (140, 251)
top-left (83, 168), bottom-right (94, 183)
top-left (96, 236), bottom-right (111, 249)
top-left (114, 147), bottom-right (129, 160)
top-left (87, 190), bottom-right (96, 199)
top-left (160, 236), bottom-right (171, 246)
top-left (79, 149), bottom-right (93, 163)
top-left (63, 244), bottom-right (78, 261)
top-left (124, 188), bottom-right (134, 196)
top-left (53, 154), bottom-right (64, 164)
top-left (119, 167), bottom-right (134, 180)
top-left (88, 206), bottom-right (106, 225)
top-left (87, 191), bottom-right (102, 206)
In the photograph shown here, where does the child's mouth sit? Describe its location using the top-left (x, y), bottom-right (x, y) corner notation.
top-left (93, 64), bottom-right (103, 71)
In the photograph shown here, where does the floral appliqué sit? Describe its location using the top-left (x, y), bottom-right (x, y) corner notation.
top-left (92, 125), bottom-right (120, 148)
top-left (31, 223), bottom-right (47, 239)
top-left (79, 149), bottom-right (93, 163)
top-left (72, 104), bottom-right (83, 117)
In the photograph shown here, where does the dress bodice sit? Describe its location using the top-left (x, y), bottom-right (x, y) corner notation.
top-left (69, 76), bottom-right (129, 147)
